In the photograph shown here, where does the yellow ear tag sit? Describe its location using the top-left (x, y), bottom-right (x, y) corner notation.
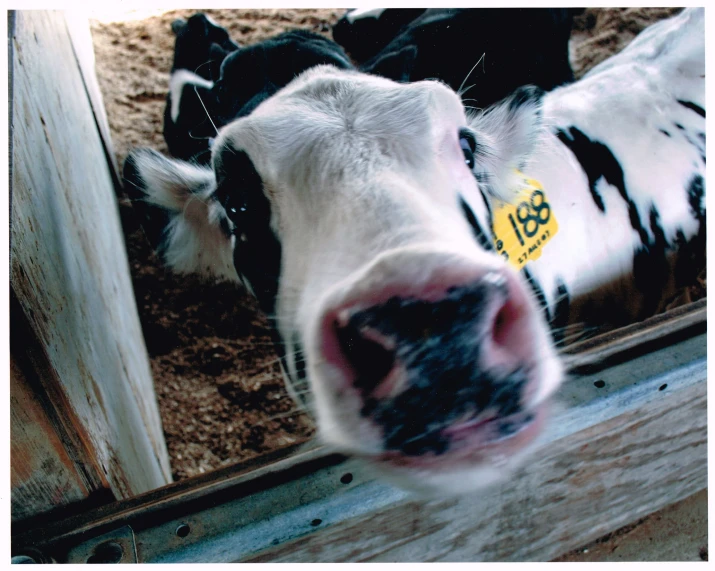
top-left (491, 172), bottom-right (559, 270)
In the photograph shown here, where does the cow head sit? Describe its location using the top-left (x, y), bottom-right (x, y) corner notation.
top-left (198, 30), bottom-right (354, 139)
top-left (165, 29), bottom-right (355, 165)
top-left (125, 66), bottom-right (562, 494)
top-left (170, 13), bottom-right (240, 80)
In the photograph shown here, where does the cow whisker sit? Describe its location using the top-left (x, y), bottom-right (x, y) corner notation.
top-left (457, 52), bottom-right (486, 96)
top-left (193, 84), bottom-right (219, 137)
top-left (192, 58), bottom-right (214, 77)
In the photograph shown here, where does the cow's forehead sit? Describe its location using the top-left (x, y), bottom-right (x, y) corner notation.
top-left (266, 65), bottom-right (463, 110)
top-left (213, 67), bottom-right (468, 179)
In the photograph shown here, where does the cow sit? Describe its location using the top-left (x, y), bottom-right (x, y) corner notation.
top-left (334, 8), bottom-right (579, 108)
top-left (331, 8), bottom-right (427, 63)
top-left (163, 13), bottom-right (240, 162)
top-left (164, 21), bottom-right (353, 165)
top-left (123, 8), bottom-right (705, 494)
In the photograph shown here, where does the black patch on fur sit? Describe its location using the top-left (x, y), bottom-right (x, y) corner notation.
top-left (479, 187), bottom-right (494, 234)
top-left (170, 13), bottom-right (239, 79)
top-left (672, 232), bottom-right (695, 289)
top-left (357, 8), bottom-right (576, 106)
top-left (687, 174), bottom-right (705, 223)
top-left (550, 278), bottom-right (570, 344)
top-left (632, 205), bottom-right (670, 319)
top-left (214, 145), bottom-right (282, 315)
top-left (167, 27), bottom-right (355, 164)
top-left (674, 123), bottom-right (685, 131)
top-left (332, 8), bottom-right (426, 63)
top-left (363, 44), bottom-right (418, 83)
top-left (339, 281), bottom-right (527, 455)
top-left (522, 267), bottom-right (549, 324)
top-left (459, 196), bottom-right (494, 251)
top-left (673, 221), bottom-right (706, 290)
top-left (508, 84), bottom-right (545, 113)
top-left (556, 126), bottom-right (649, 245)
top-left (671, 175), bottom-right (707, 290)
top-left (213, 30), bottom-right (354, 123)
top-left (677, 100), bottom-right (705, 118)
top-left (292, 333), bottom-right (308, 384)
top-left (163, 13), bottom-right (240, 163)
top-left (555, 128), bottom-right (605, 212)
top-left (163, 82), bottom-right (218, 163)
top-left (659, 129), bottom-right (671, 138)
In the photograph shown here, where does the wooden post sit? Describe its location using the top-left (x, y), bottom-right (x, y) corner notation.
top-left (10, 10), bottom-right (171, 521)
top-left (10, 350), bottom-right (95, 521)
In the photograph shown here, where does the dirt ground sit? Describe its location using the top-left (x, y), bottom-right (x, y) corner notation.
top-left (88, 8), bottom-right (688, 482)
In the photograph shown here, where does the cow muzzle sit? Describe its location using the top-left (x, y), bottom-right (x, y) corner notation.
top-left (309, 247), bottom-right (559, 477)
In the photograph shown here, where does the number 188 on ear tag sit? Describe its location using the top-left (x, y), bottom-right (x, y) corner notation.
top-left (492, 173), bottom-right (559, 270)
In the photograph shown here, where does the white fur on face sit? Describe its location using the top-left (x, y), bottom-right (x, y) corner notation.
top-left (130, 66), bottom-right (564, 493)
top-left (215, 68), bottom-right (561, 490)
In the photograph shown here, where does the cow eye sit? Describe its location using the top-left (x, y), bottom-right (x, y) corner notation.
top-left (224, 196), bottom-right (247, 224)
top-left (459, 129), bottom-right (476, 170)
top-left (215, 182), bottom-right (245, 228)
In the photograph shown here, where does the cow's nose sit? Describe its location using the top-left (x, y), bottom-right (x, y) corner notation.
top-left (330, 271), bottom-right (529, 401)
top-left (334, 309), bottom-right (398, 398)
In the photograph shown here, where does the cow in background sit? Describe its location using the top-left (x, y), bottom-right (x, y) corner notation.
top-left (164, 19), bottom-right (353, 165)
top-left (334, 8), bottom-right (579, 108)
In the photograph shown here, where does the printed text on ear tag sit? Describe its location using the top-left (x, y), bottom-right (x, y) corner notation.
top-left (491, 174), bottom-right (559, 270)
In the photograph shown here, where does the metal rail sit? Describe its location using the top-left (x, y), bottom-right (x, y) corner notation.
top-left (11, 300), bottom-right (707, 562)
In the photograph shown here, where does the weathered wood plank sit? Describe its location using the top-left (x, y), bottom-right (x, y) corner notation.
top-left (246, 370), bottom-right (706, 562)
top-left (64, 10), bottom-right (120, 183)
top-left (10, 355), bottom-right (91, 520)
top-left (20, 326), bottom-right (701, 563)
top-left (10, 9), bottom-right (171, 508)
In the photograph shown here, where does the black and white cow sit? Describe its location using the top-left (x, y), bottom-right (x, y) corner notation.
top-left (163, 13), bottom-right (240, 162)
top-left (334, 8), bottom-right (579, 108)
top-left (163, 20), bottom-right (353, 164)
top-left (508, 7), bottom-right (706, 329)
top-left (124, 8), bottom-right (705, 494)
top-left (331, 8), bottom-right (427, 63)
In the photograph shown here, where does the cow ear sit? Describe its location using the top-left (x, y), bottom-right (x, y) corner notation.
top-left (467, 85), bottom-right (545, 201)
top-left (362, 45), bottom-right (417, 83)
top-left (187, 13), bottom-right (210, 36)
top-left (208, 43), bottom-right (230, 80)
top-left (171, 18), bottom-right (187, 35)
top-left (209, 42), bottom-right (230, 63)
top-left (123, 148), bottom-right (239, 282)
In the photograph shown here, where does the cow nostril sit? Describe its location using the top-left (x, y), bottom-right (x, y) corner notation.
top-left (490, 291), bottom-right (526, 356)
top-left (334, 319), bottom-right (396, 396)
top-left (492, 302), bottom-right (513, 347)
